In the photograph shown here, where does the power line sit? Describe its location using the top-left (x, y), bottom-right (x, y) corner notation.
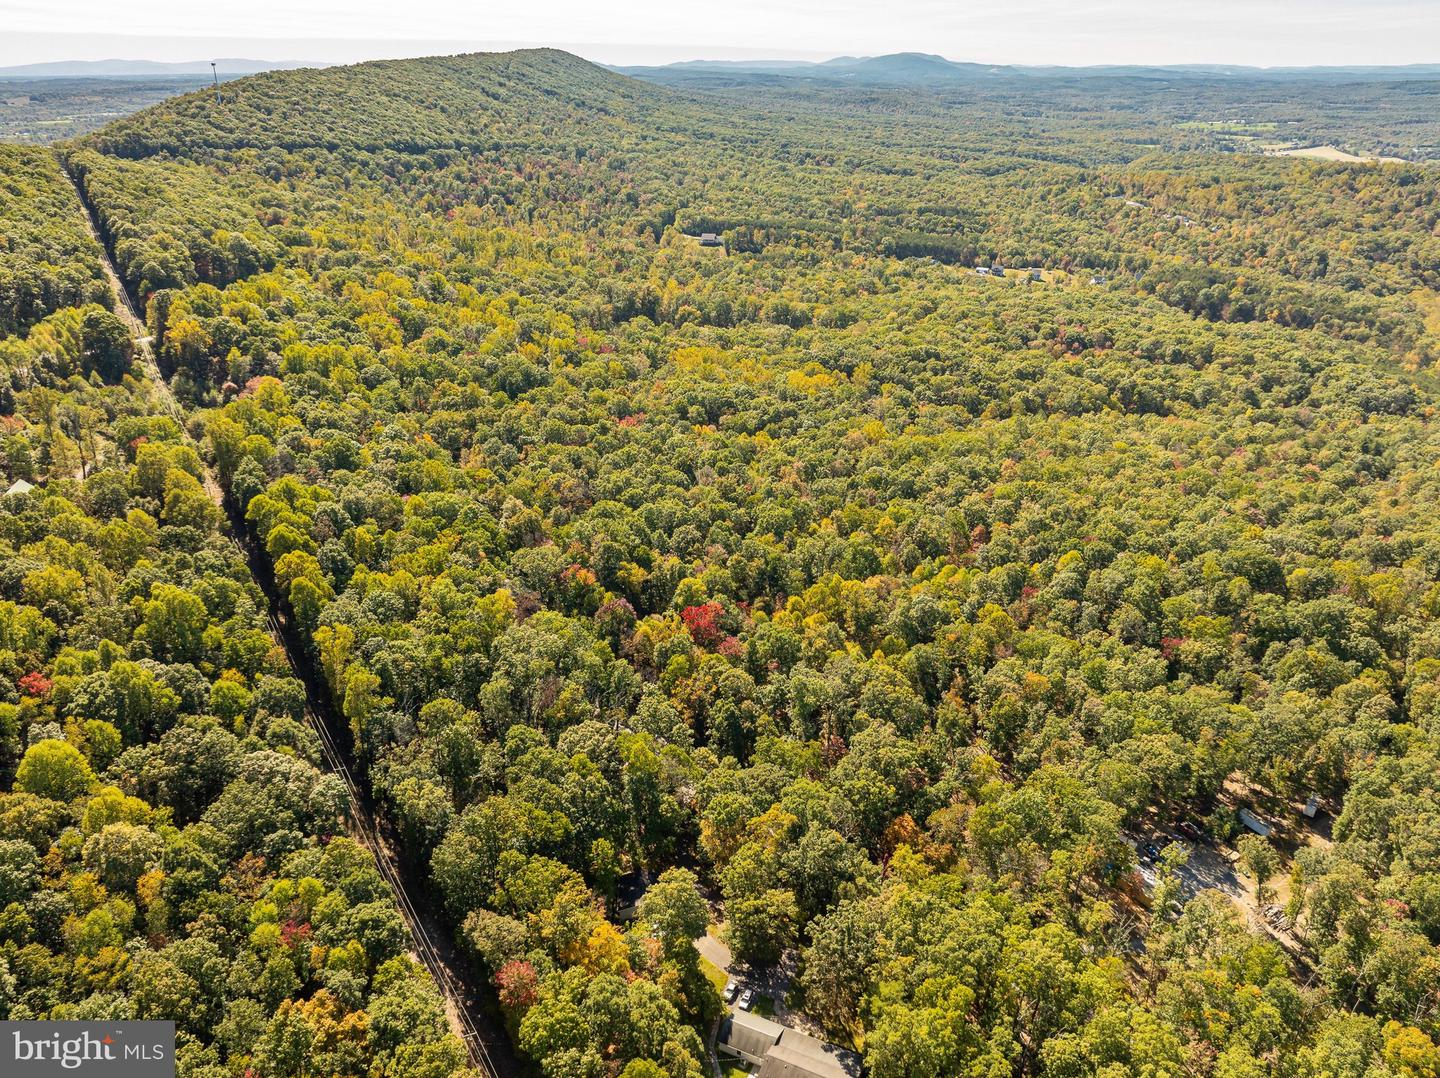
top-left (59, 153), bottom-right (503, 1078)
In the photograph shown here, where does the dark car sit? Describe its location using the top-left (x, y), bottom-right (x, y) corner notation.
top-left (1176, 821), bottom-right (1204, 842)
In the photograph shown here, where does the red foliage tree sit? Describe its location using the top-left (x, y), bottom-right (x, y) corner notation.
top-left (18, 671), bottom-right (52, 698)
top-left (680, 602), bottom-right (724, 647)
top-left (495, 960), bottom-right (539, 1011)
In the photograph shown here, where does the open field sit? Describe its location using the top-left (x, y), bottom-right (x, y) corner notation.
top-left (1267, 143), bottom-right (1408, 162)
top-left (0, 75), bottom-right (212, 141)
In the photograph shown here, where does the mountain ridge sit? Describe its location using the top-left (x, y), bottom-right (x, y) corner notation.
top-left (75, 48), bottom-right (672, 157)
top-left (616, 52), bottom-right (1440, 85)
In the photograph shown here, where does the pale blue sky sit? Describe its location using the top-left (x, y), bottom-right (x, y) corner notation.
top-left (2, 0), bottom-right (1437, 68)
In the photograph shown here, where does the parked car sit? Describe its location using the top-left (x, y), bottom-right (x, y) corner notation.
top-left (738, 989), bottom-right (754, 1011)
top-left (1142, 843), bottom-right (1161, 862)
top-left (723, 979), bottom-right (738, 1002)
top-left (1177, 821), bottom-right (1204, 842)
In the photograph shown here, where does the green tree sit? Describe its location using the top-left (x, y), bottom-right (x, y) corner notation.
top-left (724, 888), bottom-right (798, 967)
top-left (79, 307), bottom-right (134, 382)
top-left (83, 822), bottom-right (164, 891)
top-left (638, 867), bottom-right (709, 963)
top-left (1238, 834), bottom-right (1280, 905)
top-left (0, 839), bottom-right (41, 906)
top-left (15, 739), bottom-right (96, 801)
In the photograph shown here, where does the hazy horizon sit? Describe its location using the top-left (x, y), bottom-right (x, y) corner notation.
top-left (7, 39), bottom-right (1440, 75)
top-left (2, 0), bottom-right (1438, 71)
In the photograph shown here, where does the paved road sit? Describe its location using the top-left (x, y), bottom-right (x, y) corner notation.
top-left (705, 931), bottom-right (816, 1035)
top-left (696, 930), bottom-right (733, 975)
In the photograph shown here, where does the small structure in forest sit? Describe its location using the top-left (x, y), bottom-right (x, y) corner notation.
top-left (1238, 807), bottom-right (1273, 837)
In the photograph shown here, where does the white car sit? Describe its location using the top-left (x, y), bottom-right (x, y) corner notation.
top-left (723, 979), bottom-right (738, 1002)
top-left (738, 989), bottom-right (754, 1011)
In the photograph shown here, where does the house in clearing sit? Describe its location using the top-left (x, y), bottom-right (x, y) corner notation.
top-left (699, 232), bottom-right (722, 246)
top-left (719, 1011), bottom-right (784, 1067)
top-left (756, 1035), bottom-right (860, 1078)
top-left (717, 1011), bottom-right (861, 1078)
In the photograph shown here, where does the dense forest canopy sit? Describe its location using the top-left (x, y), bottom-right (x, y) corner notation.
top-left (5, 46), bottom-right (1440, 1078)
top-left (0, 154), bottom-right (471, 1076)
top-left (0, 147), bottom-right (113, 336)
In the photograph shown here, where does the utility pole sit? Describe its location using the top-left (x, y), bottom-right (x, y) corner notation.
top-left (211, 61), bottom-right (220, 103)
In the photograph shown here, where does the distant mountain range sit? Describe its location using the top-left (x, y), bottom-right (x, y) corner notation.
top-left (8, 51), bottom-right (1439, 86)
top-left (617, 52), bottom-right (1440, 85)
top-left (0, 58), bottom-right (321, 78)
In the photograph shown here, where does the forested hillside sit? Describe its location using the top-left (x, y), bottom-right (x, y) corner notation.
top-left (0, 142), bottom-right (471, 1078)
top-left (80, 50), bottom-right (665, 157)
top-left (0, 147), bottom-right (113, 335)
top-left (6, 46), bottom-right (1440, 1078)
